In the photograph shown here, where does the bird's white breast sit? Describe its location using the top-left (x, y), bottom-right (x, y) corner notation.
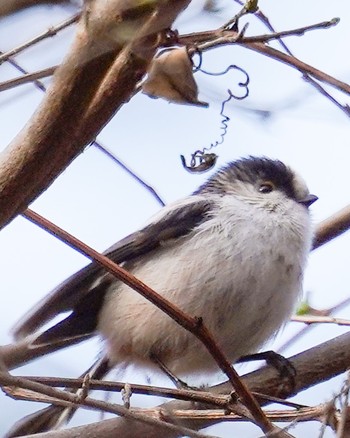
top-left (98, 195), bottom-right (313, 377)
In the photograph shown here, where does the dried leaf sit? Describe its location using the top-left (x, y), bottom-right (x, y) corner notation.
top-left (142, 47), bottom-right (208, 107)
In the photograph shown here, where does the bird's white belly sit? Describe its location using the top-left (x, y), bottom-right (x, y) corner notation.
top-left (98, 205), bottom-right (308, 376)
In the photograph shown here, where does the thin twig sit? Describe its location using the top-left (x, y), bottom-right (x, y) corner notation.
top-left (298, 76), bottom-right (350, 117)
top-left (178, 22), bottom-right (350, 98)
top-left (197, 36), bottom-right (350, 95)
top-left (13, 375), bottom-right (305, 411)
top-left (15, 376), bottom-right (231, 408)
top-left (0, 372), bottom-right (213, 438)
top-left (279, 296), bottom-right (350, 354)
top-left (0, 13), bottom-right (78, 93)
top-left (238, 18), bottom-right (339, 43)
top-left (291, 315), bottom-right (350, 327)
top-left (93, 142), bottom-right (165, 207)
top-left (0, 14), bottom-right (79, 64)
top-left (0, 66), bottom-right (56, 92)
top-left (165, 404), bottom-right (331, 424)
top-left (0, 57), bottom-right (164, 208)
top-left (254, 8), bottom-right (350, 117)
top-left (232, 0), bottom-right (350, 117)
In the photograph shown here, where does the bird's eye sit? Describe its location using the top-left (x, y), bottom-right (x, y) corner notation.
top-left (259, 181), bottom-right (275, 193)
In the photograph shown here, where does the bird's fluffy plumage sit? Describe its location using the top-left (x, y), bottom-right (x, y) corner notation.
top-left (7, 156), bottom-right (317, 437)
top-left (99, 158), bottom-right (314, 375)
top-left (13, 156), bottom-right (315, 377)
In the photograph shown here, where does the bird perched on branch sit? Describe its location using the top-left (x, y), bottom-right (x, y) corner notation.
top-left (8, 156), bottom-right (317, 436)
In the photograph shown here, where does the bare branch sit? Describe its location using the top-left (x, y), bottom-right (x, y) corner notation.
top-left (0, 66), bottom-right (56, 92)
top-left (313, 205), bottom-right (350, 249)
top-left (235, 0), bottom-right (350, 117)
top-left (93, 142), bottom-right (165, 207)
top-left (291, 315), bottom-right (350, 327)
top-left (0, 373), bottom-right (213, 438)
top-left (0, 0), bottom-right (191, 230)
top-left (6, 331), bottom-right (350, 438)
top-left (178, 24), bottom-right (350, 97)
top-left (0, 14), bottom-right (79, 64)
top-left (279, 296), bottom-right (350, 355)
top-left (236, 18), bottom-right (340, 43)
top-left (7, 376), bottom-right (233, 409)
top-left (0, 0), bottom-right (70, 17)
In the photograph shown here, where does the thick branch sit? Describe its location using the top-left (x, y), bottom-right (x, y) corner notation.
top-left (0, 0), bottom-right (69, 17)
top-left (0, 0), bottom-right (191, 230)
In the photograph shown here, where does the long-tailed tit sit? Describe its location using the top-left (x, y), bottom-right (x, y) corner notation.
top-left (9, 156), bottom-right (317, 433)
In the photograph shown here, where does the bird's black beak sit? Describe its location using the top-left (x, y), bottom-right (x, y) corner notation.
top-left (299, 194), bottom-right (318, 208)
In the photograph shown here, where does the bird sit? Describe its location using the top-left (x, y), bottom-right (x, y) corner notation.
top-left (8, 156), bottom-right (317, 435)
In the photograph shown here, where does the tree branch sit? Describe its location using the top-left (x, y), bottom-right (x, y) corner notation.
top-left (0, 0), bottom-right (191, 230)
top-left (9, 331), bottom-right (350, 438)
top-left (0, 14), bottom-right (79, 63)
top-left (178, 23), bottom-right (350, 97)
top-left (0, 0), bottom-right (70, 17)
top-left (313, 205), bottom-right (350, 249)
top-left (1, 373), bottom-right (213, 438)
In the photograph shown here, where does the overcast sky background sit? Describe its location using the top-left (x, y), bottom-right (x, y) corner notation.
top-left (0, 0), bottom-right (349, 436)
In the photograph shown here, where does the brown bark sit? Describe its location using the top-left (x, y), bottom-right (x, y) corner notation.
top-left (11, 331), bottom-right (350, 438)
top-left (0, 0), bottom-right (191, 230)
top-left (0, 0), bottom-right (69, 17)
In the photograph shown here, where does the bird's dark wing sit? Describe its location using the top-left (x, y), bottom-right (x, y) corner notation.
top-left (12, 196), bottom-right (213, 341)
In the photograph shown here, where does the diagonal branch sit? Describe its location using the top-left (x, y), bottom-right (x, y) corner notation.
top-left (233, 0), bottom-right (350, 117)
top-left (178, 23), bottom-right (350, 97)
top-left (0, 9), bottom-right (348, 235)
top-left (0, 0), bottom-right (70, 17)
top-left (0, 0), bottom-right (191, 231)
top-left (0, 14), bottom-right (79, 64)
top-left (313, 205), bottom-right (350, 249)
top-left (0, 66), bottom-right (57, 92)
